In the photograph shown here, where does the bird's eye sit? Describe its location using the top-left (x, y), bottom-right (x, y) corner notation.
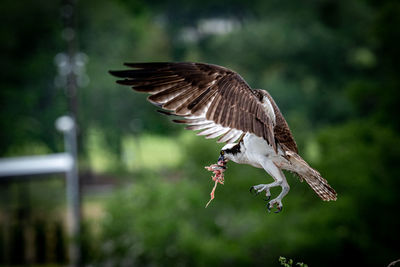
top-left (221, 151), bottom-right (224, 155)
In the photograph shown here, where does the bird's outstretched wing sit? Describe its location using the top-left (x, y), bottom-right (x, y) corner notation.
top-left (256, 90), bottom-right (298, 153)
top-left (110, 62), bottom-right (275, 148)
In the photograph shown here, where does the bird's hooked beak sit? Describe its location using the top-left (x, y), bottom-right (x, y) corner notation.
top-left (218, 152), bottom-right (226, 164)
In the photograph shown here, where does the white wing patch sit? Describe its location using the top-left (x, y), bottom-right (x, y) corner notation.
top-left (182, 117), bottom-right (243, 144)
top-left (261, 95), bottom-right (276, 125)
top-left (197, 125), bottom-right (227, 136)
top-left (159, 88), bottom-right (276, 145)
top-left (163, 92), bottom-right (244, 144)
top-left (219, 129), bottom-right (242, 143)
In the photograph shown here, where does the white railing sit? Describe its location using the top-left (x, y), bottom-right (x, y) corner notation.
top-left (0, 115), bottom-right (80, 266)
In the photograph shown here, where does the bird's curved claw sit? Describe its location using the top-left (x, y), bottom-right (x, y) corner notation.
top-left (264, 195), bottom-right (271, 202)
top-left (266, 199), bottom-right (283, 213)
top-left (266, 202), bottom-right (272, 213)
top-left (249, 186), bottom-right (259, 196)
top-left (274, 206), bottom-right (283, 213)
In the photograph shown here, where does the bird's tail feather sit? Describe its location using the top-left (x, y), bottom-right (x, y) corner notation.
top-left (285, 151), bottom-right (337, 201)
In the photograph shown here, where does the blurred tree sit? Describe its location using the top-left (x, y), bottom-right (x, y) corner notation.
top-left (0, 0), bottom-right (65, 155)
top-left (1, 0), bottom-right (400, 266)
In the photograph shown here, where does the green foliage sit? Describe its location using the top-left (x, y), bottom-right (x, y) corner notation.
top-left (88, 118), bottom-right (400, 266)
top-left (279, 256), bottom-right (308, 267)
top-left (0, 0), bottom-right (65, 155)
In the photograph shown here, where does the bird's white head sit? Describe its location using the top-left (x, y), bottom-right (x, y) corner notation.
top-left (219, 143), bottom-right (241, 163)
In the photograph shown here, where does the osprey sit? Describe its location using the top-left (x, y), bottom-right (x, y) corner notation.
top-left (110, 62), bottom-right (337, 212)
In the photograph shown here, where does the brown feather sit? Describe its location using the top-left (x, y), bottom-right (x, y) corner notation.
top-left (256, 90), bottom-right (298, 153)
top-left (110, 62), bottom-right (276, 145)
top-left (285, 151), bottom-right (337, 201)
top-left (162, 86), bottom-right (198, 111)
top-left (148, 83), bottom-right (190, 103)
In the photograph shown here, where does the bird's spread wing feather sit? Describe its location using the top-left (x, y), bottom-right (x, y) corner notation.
top-left (256, 90), bottom-right (298, 153)
top-left (110, 62), bottom-right (276, 148)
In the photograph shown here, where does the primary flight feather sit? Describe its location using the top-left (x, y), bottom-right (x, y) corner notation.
top-left (110, 62), bottom-right (337, 212)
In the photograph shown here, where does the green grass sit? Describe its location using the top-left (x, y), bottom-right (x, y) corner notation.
top-left (87, 128), bottom-right (184, 172)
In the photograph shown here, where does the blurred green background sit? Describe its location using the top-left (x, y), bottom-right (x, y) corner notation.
top-left (1, 0), bottom-right (400, 266)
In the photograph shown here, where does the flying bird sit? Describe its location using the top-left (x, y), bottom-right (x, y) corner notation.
top-left (109, 62), bottom-right (337, 212)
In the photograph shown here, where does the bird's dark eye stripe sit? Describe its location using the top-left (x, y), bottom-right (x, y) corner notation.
top-left (225, 144), bottom-right (241, 155)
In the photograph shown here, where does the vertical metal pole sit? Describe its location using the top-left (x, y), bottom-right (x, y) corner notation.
top-left (61, 0), bottom-right (79, 119)
top-left (59, 0), bottom-right (83, 263)
top-left (56, 116), bottom-right (80, 266)
top-left (59, 0), bottom-right (81, 263)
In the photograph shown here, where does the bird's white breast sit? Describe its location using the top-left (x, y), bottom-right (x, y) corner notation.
top-left (231, 133), bottom-right (288, 169)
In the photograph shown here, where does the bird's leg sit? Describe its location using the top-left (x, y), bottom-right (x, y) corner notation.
top-left (250, 160), bottom-right (290, 213)
top-left (266, 178), bottom-right (290, 213)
